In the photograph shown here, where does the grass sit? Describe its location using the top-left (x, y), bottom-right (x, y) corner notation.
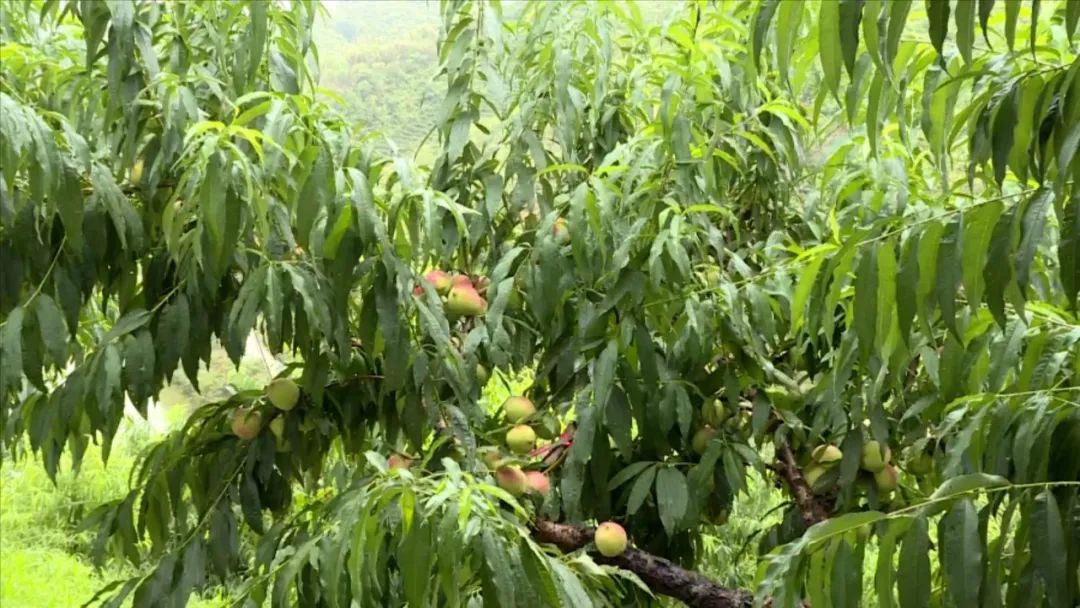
top-left (0, 341), bottom-right (274, 608)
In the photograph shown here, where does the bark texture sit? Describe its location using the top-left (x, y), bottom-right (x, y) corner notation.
top-left (532, 519), bottom-right (755, 608)
top-left (771, 443), bottom-right (830, 527)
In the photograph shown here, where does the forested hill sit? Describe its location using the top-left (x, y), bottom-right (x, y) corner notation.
top-left (315, 0), bottom-right (681, 155)
top-left (315, 1), bottom-right (442, 154)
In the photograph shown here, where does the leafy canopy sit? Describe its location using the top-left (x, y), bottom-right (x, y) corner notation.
top-left (0, 0), bottom-right (1078, 606)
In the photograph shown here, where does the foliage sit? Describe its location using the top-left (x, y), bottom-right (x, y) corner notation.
top-left (0, 0), bottom-right (1077, 607)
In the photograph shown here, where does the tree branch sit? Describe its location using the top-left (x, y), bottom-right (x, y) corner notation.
top-left (770, 443), bottom-right (829, 528)
top-left (532, 520), bottom-right (754, 608)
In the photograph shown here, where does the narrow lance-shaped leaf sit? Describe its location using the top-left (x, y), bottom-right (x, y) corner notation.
top-left (935, 219), bottom-right (963, 340)
top-left (838, 0), bottom-right (863, 76)
top-left (978, 0), bottom-right (995, 45)
top-left (854, 243), bottom-right (879, 363)
top-left (819, 0), bottom-right (843, 96)
top-left (984, 206), bottom-right (1016, 328)
top-left (775, 0), bottom-right (804, 88)
top-left (1059, 190), bottom-right (1079, 310)
top-left (1016, 188), bottom-right (1053, 296)
top-left (926, 0), bottom-right (950, 59)
top-left (897, 232), bottom-right (919, 345)
top-left (953, 0), bottom-right (975, 64)
top-left (752, 0), bottom-right (780, 68)
top-left (655, 467), bottom-right (688, 537)
top-left (1031, 489), bottom-right (1069, 607)
top-left (961, 201), bottom-right (1004, 312)
top-left (897, 516), bottom-right (931, 608)
top-left (884, 0), bottom-right (913, 79)
top-left (1005, 0), bottom-right (1020, 50)
top-left (992, 86), bottom-right (1017, 187)
top-left (939, 499), bottom-right (983, 608)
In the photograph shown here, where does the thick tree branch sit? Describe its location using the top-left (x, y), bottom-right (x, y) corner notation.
top-left (770, 443), bottom-right (829, 528)
top-left (532, 520), bottom-right (754, 608)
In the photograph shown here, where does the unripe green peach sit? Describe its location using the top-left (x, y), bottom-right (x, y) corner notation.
top-left (594, 521), bottom-right (628, 557)
top-left (475, 363), bottom-right (490, 386)
top-left (495, 465), bottom-right (528, 495)
top-left (266, 377), bottom-right (300, 411)
top-left (445, 285), bottom-right (487, 316)
top-left (861, 441), bottom-right (892, 473)
top-left (503, 396), bottom-right (536, 423)
top-left (230, 407), bottom-right (263, 440)
top-left (269, 417), bottom-right (285, 441)
top-left (812, 444), bottom-right (843, 464)
top-left (506, 425), bottom-right (537, 454)
top-left (874, 465), bottom-right (898, 493)
top-left (525, 470), bottom-right (551, 495)
top-left (480, 447), bottom-right (504, 470)
top-left (692, 426), bottom-right (718, 454)
top-left (804, 464), bottom-right (828, 491)
top-left (905, 452), bottom-right (933, 475)
top-left (702, 399), bottom-right (731, 426)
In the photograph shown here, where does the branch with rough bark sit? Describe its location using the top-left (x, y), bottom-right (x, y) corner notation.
top-left (532, 519), bottom-right (754, 608)
top-left (770, 443), bottom-right (829, 528)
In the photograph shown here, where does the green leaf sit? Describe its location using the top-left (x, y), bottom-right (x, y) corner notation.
top-left (322, 202), bottom-right (352, 260)
top-left (819, 0), bottom-right (843, 96)
top-left (978, 0), bottom-right (995, 44)
top-left (753, 0), bottom-right (780, 68)
top-left (992, 87), bottom-right (1017, 186)
top-left (1029, 0), bottom-right (1040, 55)
top-left (1067, 0), bottom-right (1080, 39)
top-left (940, 499), bottom-right (982, 607)
top-left (884, 0), bottom-right (913, 78)
top-left (593, 339), bottom-right (618, 412)
top-left (606, 388), bottom-right (633, 459)
top-left (103, 310), bottom-right (152, 343)
top-left (838, 0), bottom-right (863, 76)
top-left (655, 467), bottom-right (688, 537)
top-left (607, 460), bottom-right (653, 491)
top-left (984, 207), bottom-right (1017, 328)
top-left (875, 517), bottom-right (912, 608)
top-left (34, 294), bottom-right (67, 366)
top-left (935, 219), bottom-right (963, 340)
top-left (0, 306), bottom-right (24, 396)
top-left (1004, 0), bottom-right (1020, 50)
top-left (862, 1), bottom-right (883, 72)
top-left (155, 295), bottom-right (189, 382)
top-left (804, 511), bottom-right (887, 544)
top-left (854, 244), bottom-right (878, 362)
top-left (1031, 490), bottom-right (1068, 606)
top-left (918, 473), bottom-right (1010, 517)
top-left (897, 233), bottom-right (920, 344)
top-left (1058, 191), bottom-right (1079, 310)
top-left (897, 517), bottom-right (931, 608)
top-left (296, 148), bottom-right (334, 249)
top-left (875, 240), bottom-right (897, 352)
top-left (926, 0), bottom-right (950, 58)
top-left (791, 250), bottom-right (828, 334)
top-left (961, 201), bottom-right (1004, 311)
top-left (1016, 188), bottom-right (1053, 296)
top-left (775, 0), bottom-right (805, 87)
top-left (626, 464), bottom-right (656, 515)
top-left (953, 0), bottom-right (975, 64)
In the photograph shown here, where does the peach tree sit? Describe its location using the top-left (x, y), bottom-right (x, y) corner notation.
top-left (1, 1), bottom-right (1078, 606)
